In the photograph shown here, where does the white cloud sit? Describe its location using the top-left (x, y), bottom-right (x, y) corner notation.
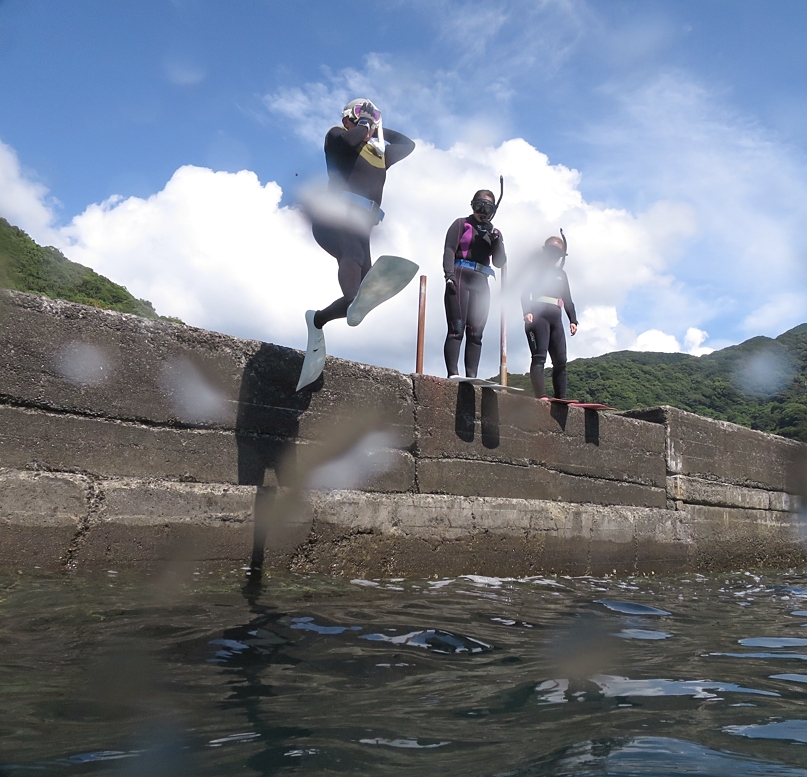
top-left (626, 325), bottom-right (714, 356)
top-left (0, 140), bottom-right (60, 244)
top-left (573, 305), bottom-right (620, 356)
top-left (59, 166), bottom-right (323, 347)
top-left (631, 329), bottom-right (680, 353)
top-left (683, 327), bottom-right (713, 356)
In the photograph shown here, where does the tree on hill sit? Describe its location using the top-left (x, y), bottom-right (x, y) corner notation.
top-left (0, 218), bottom-right (181, 322)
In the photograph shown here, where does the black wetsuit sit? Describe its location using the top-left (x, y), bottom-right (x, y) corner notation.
top-left (443, 216), bottom-right (507, 378)
top-left (312, 124), bottom-right (415, 328)
top-left (521, 261), bottom-right (577, 398)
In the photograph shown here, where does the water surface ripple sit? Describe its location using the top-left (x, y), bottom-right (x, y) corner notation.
top-left (3, 569), bottom-right (807, 775)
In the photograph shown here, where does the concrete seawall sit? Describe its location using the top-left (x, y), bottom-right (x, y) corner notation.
top-left (1, 290), bottom-right (805, 576)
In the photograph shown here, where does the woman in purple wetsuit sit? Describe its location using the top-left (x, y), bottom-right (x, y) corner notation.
top-left (521, 235), bottom-right (578, 399)
top-left (442, 190), bottom-right (507, 378)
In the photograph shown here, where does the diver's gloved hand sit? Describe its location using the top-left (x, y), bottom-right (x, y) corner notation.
top-left (489, 227), bottom-right (501, 242)
top-left (445, 276), bottom-right (458, 295)
top-left (357, 100), bottom-right (381, 126)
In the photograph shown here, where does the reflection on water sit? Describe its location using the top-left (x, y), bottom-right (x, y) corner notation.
top-left (3, 570), bottom-right (807, 775)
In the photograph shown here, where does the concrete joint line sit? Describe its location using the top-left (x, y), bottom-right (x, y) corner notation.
top-left (60, 474), bottom-right (103, 569)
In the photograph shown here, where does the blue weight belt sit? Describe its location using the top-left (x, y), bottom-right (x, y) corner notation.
top-left (341, 191), bottom-right (385, 222)
top-left (455, 259), bottom-right (495, 278)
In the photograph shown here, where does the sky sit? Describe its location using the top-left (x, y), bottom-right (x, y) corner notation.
top-left (1, 0), bottom-right (806, 379)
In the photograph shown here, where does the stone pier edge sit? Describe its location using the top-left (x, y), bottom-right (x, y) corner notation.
top-left (1, 289), bottom-right (805, 576)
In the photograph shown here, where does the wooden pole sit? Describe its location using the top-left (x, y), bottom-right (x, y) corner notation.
top-left (499, 263), bottom-right (508, 386)
top-left (416, 274), bottom-right (427, 374)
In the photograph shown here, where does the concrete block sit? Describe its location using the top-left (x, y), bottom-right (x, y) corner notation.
top-left (98, 480), bottom-right (256, 525)
top-left (625, 406), bottom-right (806, 492)
top-left (0, 469), bottom-right (86, 525)
top-left (297, 492), bottom-right (691, 577)
top-left (416, 457), bottom-right (667, 507)
top-left (0, 404), bottom-right (252, 484)
top-left (72, 523), bottom-right (255, 567)
top-left (668, 475), bottom-right (773, 510)
top-left (413, 375), bottom-right (666, 487)
top-left (0, 405), bottom-right (416, 492)
top-left (0, 291), bottom-right (416, 447)
top-left (770, 492), bottom-right (801, 512)
top-left (683, 503), bottom-right (807, 570)
top-left (0, 469), bottom-right (86, 568)
top-left (68, 480), bottom-right (313, 568)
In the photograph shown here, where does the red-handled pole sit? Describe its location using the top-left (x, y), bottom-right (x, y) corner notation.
top-left (416, 274), bottom-right (427, 374)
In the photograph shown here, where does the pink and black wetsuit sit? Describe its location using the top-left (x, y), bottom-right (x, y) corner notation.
top-left (442, 216), bottom-right (507, 378)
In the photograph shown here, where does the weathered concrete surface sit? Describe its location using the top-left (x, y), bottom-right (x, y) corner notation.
top-left (625, 406), bottom-right (804, 492)
top-left (1, 291), bottom-right (805, 576)
top-left (414, 375), bottom-right (666, 486)
top-left (1, 467), bottom-right (804, 574)
top-left (416, 458), bottom-right (667, 507)
top-left (667, 475), bottom-right (799, 511)
top-left (0, 470), bottom-right (84, 567)
top-left (0, 289), bottom-right (415, 456)
top-left (0, 404), bottom-right (416, 491)
top-left (686, 504), bottom-right (807, 571)
top-left (292, 491), bottom-right (804, 577)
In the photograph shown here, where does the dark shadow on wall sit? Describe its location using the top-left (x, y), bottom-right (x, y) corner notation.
top-left (481, 388), bottom-right (500, 449)
top-left (550, 402), bottom-right (569, 431)
top-left (454, 382), bottom-right (476, 442)
top-left (236, 343), bottom-right (316, 581)
top-left (584, 409), bottom-right (600, 446)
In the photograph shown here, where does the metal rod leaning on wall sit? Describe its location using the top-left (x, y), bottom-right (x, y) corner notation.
top-left (499, 263), bottom-right (508, 386)
top-left (416, 274), bottom-right (427, 374)
top-left (496, 174), bottom-right (508, 387)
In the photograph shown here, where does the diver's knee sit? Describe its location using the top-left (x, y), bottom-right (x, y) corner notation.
top-left (466, 329), bottom-right (483, 347)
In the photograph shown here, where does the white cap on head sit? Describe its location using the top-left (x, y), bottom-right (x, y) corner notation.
top-left (342, 98), bottom-right (381, 126)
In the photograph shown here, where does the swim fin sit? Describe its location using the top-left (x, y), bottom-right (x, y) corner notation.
top-left (346, 255), bottom-right (419, 326)
top-left (296, 310), bottom-right (326, 391)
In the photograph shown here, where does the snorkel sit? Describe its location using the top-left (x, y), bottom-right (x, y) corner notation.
top-left (559, 228), bottom-right (568, 269)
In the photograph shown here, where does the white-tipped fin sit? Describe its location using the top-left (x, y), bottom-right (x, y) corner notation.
top-left (347, 255), bottom-right (419, 326)
top-left (296, 310), bottom-right (326, 391)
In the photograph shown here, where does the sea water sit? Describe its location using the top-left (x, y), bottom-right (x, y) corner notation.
top-left (2, 567), bottom-right (807, 775)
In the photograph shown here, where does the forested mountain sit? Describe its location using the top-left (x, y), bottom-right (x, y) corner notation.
top-left (507, 325), bottom-right (807, 442)
top-left (0, 218), bottom-right (177, 321)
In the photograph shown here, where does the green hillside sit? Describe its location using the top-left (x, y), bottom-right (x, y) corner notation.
top-left (506, 325), bottom-right (807, 443)
top-left (0, 217), bottom-right (177, 321)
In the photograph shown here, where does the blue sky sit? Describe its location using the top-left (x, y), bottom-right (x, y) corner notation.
top-left (1, 0), bottom-right (806, 376)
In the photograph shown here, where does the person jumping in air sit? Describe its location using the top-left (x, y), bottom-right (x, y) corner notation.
top-left (521, 233), bottom-right (578, 399)
top-left (443, 189), bottom-right (507, 379)
top-left (297, 99), bottom-right (416, 391)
